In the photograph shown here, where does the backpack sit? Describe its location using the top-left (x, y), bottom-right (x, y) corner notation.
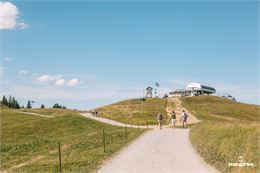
top-left (171, 113), bottom-right (176, 119)
top-left (159, 114), bottom-right (163, 120)
top-left (184, 113), bottom-right (188, 118)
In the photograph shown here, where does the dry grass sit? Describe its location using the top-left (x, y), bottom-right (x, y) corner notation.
top-left (97, 98), bottom-right (168, 125)
top-left (182, 96), bottom-right (260, 173)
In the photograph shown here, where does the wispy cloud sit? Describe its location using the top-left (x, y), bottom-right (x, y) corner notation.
top-left (0, 1), bottom-right (29, 30)
top-left (67, 78), bottom-right (80, 86)
top-left (37, 74), bottom-right (83, 87)
top-left (18, 22), bottom-right (29, 30)
top-left (19, 69), bottom-right (29, 76)
top-left (55, 79), bottom-right (66, 86)
top-left (37, 74), bottom-right (61, 83)
top-left (4, 57), bottom-right (12, 62)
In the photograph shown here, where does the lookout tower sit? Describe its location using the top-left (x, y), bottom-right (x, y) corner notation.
top-left (145, 87), bottom-right (153, 98)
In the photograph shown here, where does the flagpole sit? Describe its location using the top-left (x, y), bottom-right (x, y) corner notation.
top-left (142, 89), bottom-right (144, 117)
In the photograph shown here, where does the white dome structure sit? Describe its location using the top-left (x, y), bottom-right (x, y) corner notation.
top-left (186, 82), bottom-right (216, 95)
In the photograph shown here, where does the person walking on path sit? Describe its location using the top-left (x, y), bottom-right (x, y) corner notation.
top-left (171, 110), bottom-right (177, 128)
top-left (180, 110), bottom-right (188, 128)
top-left (157, 112), bottom-right (164, 130)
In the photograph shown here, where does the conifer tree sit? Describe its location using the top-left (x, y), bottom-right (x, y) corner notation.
top-left (27, 100), bottom-right (32, 109)
top-left (2, 95), bottom-right (8, 106)
top-left (8, 96), bottom-right (13, 107)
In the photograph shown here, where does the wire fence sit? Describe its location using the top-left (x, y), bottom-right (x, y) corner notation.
top-left (3, 124), bottom-right (147, 173)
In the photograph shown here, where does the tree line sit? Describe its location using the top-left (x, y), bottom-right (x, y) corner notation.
top-left (1, 95), bottom-right (66, 109)
top-left (1, 95), bottom-right (21, 109)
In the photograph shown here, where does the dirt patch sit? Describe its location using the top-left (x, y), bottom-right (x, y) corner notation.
top-left (165, 97), bottom-right (200, 127)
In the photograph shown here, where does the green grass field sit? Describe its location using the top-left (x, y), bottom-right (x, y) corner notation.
top-left (96, 98), bottom-right (168, 125)
top-left (181, 96), bottom-right (260, 173)
top-left (0, 108), bottom-right (145, 173)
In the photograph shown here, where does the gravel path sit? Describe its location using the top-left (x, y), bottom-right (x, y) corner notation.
top-left (99, 128), bottom-right (219, 173)
top-left (15, 111), bottom-right (54, 118)
top-left (80, 113), bottom-right (157, 129)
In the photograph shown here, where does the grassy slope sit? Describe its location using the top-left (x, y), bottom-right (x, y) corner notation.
top-left (96, 98), bottom-right (168, 125)
top-left (181, 96), bottom-right (260, 173)
top-left (0, 104), bottom-right (9, 110)
top-left (0, 108), bottom-right (145, 173)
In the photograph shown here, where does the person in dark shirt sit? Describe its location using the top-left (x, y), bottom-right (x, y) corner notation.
top-left (171, 110), bottom-right (177, 128)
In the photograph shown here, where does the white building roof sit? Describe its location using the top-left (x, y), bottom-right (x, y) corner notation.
top-left (186, 82), bottom-right (216, 93)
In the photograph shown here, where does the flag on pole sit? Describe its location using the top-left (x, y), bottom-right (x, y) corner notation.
top-left (155, 82), bottom-right (160, 87)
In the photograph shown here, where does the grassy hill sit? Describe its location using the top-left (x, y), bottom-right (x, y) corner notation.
top-left (182, 96), bottom-right (259, 122)
top-left (96, 98), bottom-right (168, 125)
top-left (181, 96), bottom-right (260, 173)
top-left (0, 103), bottom-right (10, 110)
top-left (0, 108), bottom-right (145, 172)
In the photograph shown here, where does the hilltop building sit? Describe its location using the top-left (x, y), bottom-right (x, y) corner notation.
top-left (169, 82), bottom-right (216, 97)
top-left (169, 89), bottom-right (190, 97)
top-left (145, 87), bottom-right (153, 98)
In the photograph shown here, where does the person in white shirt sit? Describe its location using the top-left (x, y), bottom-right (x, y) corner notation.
top-left (180, 110), bottom-right (188, 128)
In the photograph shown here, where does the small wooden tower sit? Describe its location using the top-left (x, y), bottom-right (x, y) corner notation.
top-left (145, 87), bottom-right (153, 98)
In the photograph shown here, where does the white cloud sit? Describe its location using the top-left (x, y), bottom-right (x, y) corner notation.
top-left (0, 1), bottom-right (28, 30)
top-left (36, 74), bottom-right (82, 87)
top-left (67, 78), bottom-right (79, 86)
top-left (55, 79), bottom-right (66, 86)
top-left (37, 74), bottom-right (61, 83)
top-left (18, 22), bottom-right (28, 29)
top-left (19, 69), bottom-right (28, 76)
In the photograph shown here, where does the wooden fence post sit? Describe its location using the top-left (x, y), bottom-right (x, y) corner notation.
top-left (103, 129), bottom-right (106, 152)
top-left (125, 123), bottom-right (127, 140)
top-left (58, 142), bottom-right (62, 173)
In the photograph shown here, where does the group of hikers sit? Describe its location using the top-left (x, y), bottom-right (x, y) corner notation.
top-left (157, 110), bottom-right (188, 129)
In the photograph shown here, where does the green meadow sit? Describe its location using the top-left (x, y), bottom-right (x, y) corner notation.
top-left (181, 96), bottom-right (260, 173)
top-left (0, 108), bottom-right (145, 172)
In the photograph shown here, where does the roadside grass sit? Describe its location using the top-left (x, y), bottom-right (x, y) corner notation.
top-left (181, 96), bottom-right (260, 173)
top-left (190, 122), bottom-right (259, 173)
top-left (0, 109), bottom-right (145, 173)
top-left (96, 98), bottom-right (168, 125)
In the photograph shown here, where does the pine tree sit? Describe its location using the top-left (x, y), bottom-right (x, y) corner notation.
top-left (27, 100), bottom-right (32, 109)
top-left (8, 96), bottom-right (13, 107)
top-left (11, 97), bottom-right (16, 108)
top-left (2, 95), bottom-right (8, 106)
top-left (41, 104), bottom-right (45, 109)
top-left (15, 100), bottom-right (20, 109)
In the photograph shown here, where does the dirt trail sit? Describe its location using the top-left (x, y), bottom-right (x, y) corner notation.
top-left (98, 128), bottom-right (219, 173)
top-left (165, 97), bottom-right (200, 127)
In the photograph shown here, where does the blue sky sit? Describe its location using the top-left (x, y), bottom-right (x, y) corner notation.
top-left (0, 1), bottom-right (259, 109)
